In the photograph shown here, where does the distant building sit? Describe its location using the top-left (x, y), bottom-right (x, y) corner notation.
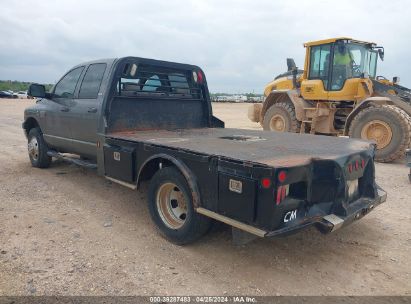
top-left (248, 96), bottom-right (264, 102)
top-left (212, 94), bottom-right (264, 103)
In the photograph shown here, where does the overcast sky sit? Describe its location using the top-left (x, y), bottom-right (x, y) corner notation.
top-left (0, 0), bottom-right (410, 93)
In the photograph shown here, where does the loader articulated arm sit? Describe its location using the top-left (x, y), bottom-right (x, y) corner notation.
top-left (372, 79), bottom-right (411, 106)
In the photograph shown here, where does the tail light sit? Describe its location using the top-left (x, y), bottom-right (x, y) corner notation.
top-left (193, 70), bottom-right (203, 84)
top-left (276, 185), bottom-right (289, 205)
top-left (278, 171), bottom-right (287, 183)
top-left (261, 178), bottom-right (271, 189)
top-left (275, 170), bottom-right (288, 205)
top-left (197, 71), bottom-right (204, 83)
top-left (347, 158), bottom-right (365, 173)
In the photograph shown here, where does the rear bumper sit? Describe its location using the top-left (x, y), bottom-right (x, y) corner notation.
top-left (264, 187), bottom-right (387, 238)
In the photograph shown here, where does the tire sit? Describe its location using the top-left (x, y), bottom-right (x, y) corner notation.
top-left (147, 167), bottom-right (211, 245)
top-left (349, 105), bottom-right (411, 162)
top-left (27, 128), bottom-right (51, 168)
top-left (262, 102), bottom-right (300, 132)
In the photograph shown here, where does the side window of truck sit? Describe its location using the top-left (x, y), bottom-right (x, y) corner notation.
top-left (79, 63), bottom-right (107, 99)
top-left (54, 67), bottom-right (84, 99)
top-left (118, 63), bottom-right (198, 98)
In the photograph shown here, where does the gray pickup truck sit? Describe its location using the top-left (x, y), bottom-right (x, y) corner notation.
top-left (24, 57), bottom-right (386, 244)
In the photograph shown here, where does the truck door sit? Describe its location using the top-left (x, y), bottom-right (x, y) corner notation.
top-left (300, 44), bottom-right (331, 101)
top-left (42, 66), bottom-right (85, 152)
top-left (69, 63), bottom-right (107, 158)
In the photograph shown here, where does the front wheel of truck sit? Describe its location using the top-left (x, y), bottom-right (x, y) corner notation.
top-left (148, 167), bottom-right (211, 245)
top-left (27, 128), bottom-right (51, 168)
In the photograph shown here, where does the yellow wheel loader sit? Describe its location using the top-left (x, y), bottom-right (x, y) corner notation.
top-left (249, 37), bottom-right (411, 162)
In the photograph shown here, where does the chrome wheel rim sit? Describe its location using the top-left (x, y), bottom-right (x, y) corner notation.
top-left (156, 183), bottom-right (188, 229)
top-left (269, 114), bottom-right (286, 132)
top-left (28, 137), bottom-right (39, 161)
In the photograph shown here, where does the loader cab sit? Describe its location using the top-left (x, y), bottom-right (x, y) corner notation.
top-left (301, 37), bottom-right (381, 102)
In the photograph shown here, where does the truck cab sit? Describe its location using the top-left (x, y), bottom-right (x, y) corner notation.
top-left (24, 59), bottom-right (113, 159)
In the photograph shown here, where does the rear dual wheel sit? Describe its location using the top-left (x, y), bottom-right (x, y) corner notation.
top-left (349, 105), bottom-right (411, 162)
top-left (148, 167), bottom-right (211, 245)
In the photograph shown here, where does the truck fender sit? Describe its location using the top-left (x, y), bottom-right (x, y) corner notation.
top-left (136, 153), bottom-right (202, 208)
top-left (258, 90), bottom-right (310, 123)
top-left (22, 117), bottom-right (41, 138)
top-left (343, 97), bottom-right (393, 135)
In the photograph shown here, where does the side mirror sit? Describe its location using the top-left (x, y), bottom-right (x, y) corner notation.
top-left (28, 83), bottom-right (46, 98)
top-left (378, 48), bottom-right (384, 61)
top-left (287, 58), bottom-right (297, 71)
top-left (393, 76), bottom-right (400, 84)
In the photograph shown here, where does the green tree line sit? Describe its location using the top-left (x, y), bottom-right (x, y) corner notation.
top-left (0, 80), bottom-right (53, 92)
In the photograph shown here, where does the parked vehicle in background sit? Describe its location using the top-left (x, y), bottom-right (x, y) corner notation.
top-left (24, 56), bottom-right (386, 245)
top-left (0, 91), bottom-right (10, 98)
top-left (0, 91), bottom-right (17, 98)
top-left (16, 91), bottom-right (28, 99)
top-left (5, 90), bottom-right (18, 98)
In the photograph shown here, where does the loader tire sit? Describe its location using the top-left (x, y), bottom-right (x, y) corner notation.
top-left (349, 105), bottom-right (411, 162)
top-left (262, 102), bottom-right (300, 133)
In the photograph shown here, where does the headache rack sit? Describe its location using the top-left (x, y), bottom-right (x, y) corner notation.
top-left (117, 63), bottom-right (205, 100)
top-left (106, 60), bottom-right (212, 133)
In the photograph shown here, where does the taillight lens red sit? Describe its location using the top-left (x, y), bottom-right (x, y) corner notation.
top-left (261, 178), bottom-right (271, 189)
top-left (276, 185), bottom-right (289, 205)
top-left (278, 171), bottom-right (287, 183)
top-left (347, 158), bottom-right (366, 173)
top-left (197, 71), bottom-right (203, 83)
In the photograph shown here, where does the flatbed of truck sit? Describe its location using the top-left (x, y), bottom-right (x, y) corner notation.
top-left (24, 56), bottom-right (386, 243)
top-left (108, 128), bottom-right (373, 167)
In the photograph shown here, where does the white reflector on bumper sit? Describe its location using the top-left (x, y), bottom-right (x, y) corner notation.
top-left (347, 179), bottom-right (359, 200)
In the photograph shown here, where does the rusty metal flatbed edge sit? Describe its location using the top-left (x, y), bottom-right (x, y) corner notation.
top-left (107, 127), bottom-right (374, 168)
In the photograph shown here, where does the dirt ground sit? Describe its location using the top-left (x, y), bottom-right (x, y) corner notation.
top-left (0, 99), bottom-right (410, 296)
